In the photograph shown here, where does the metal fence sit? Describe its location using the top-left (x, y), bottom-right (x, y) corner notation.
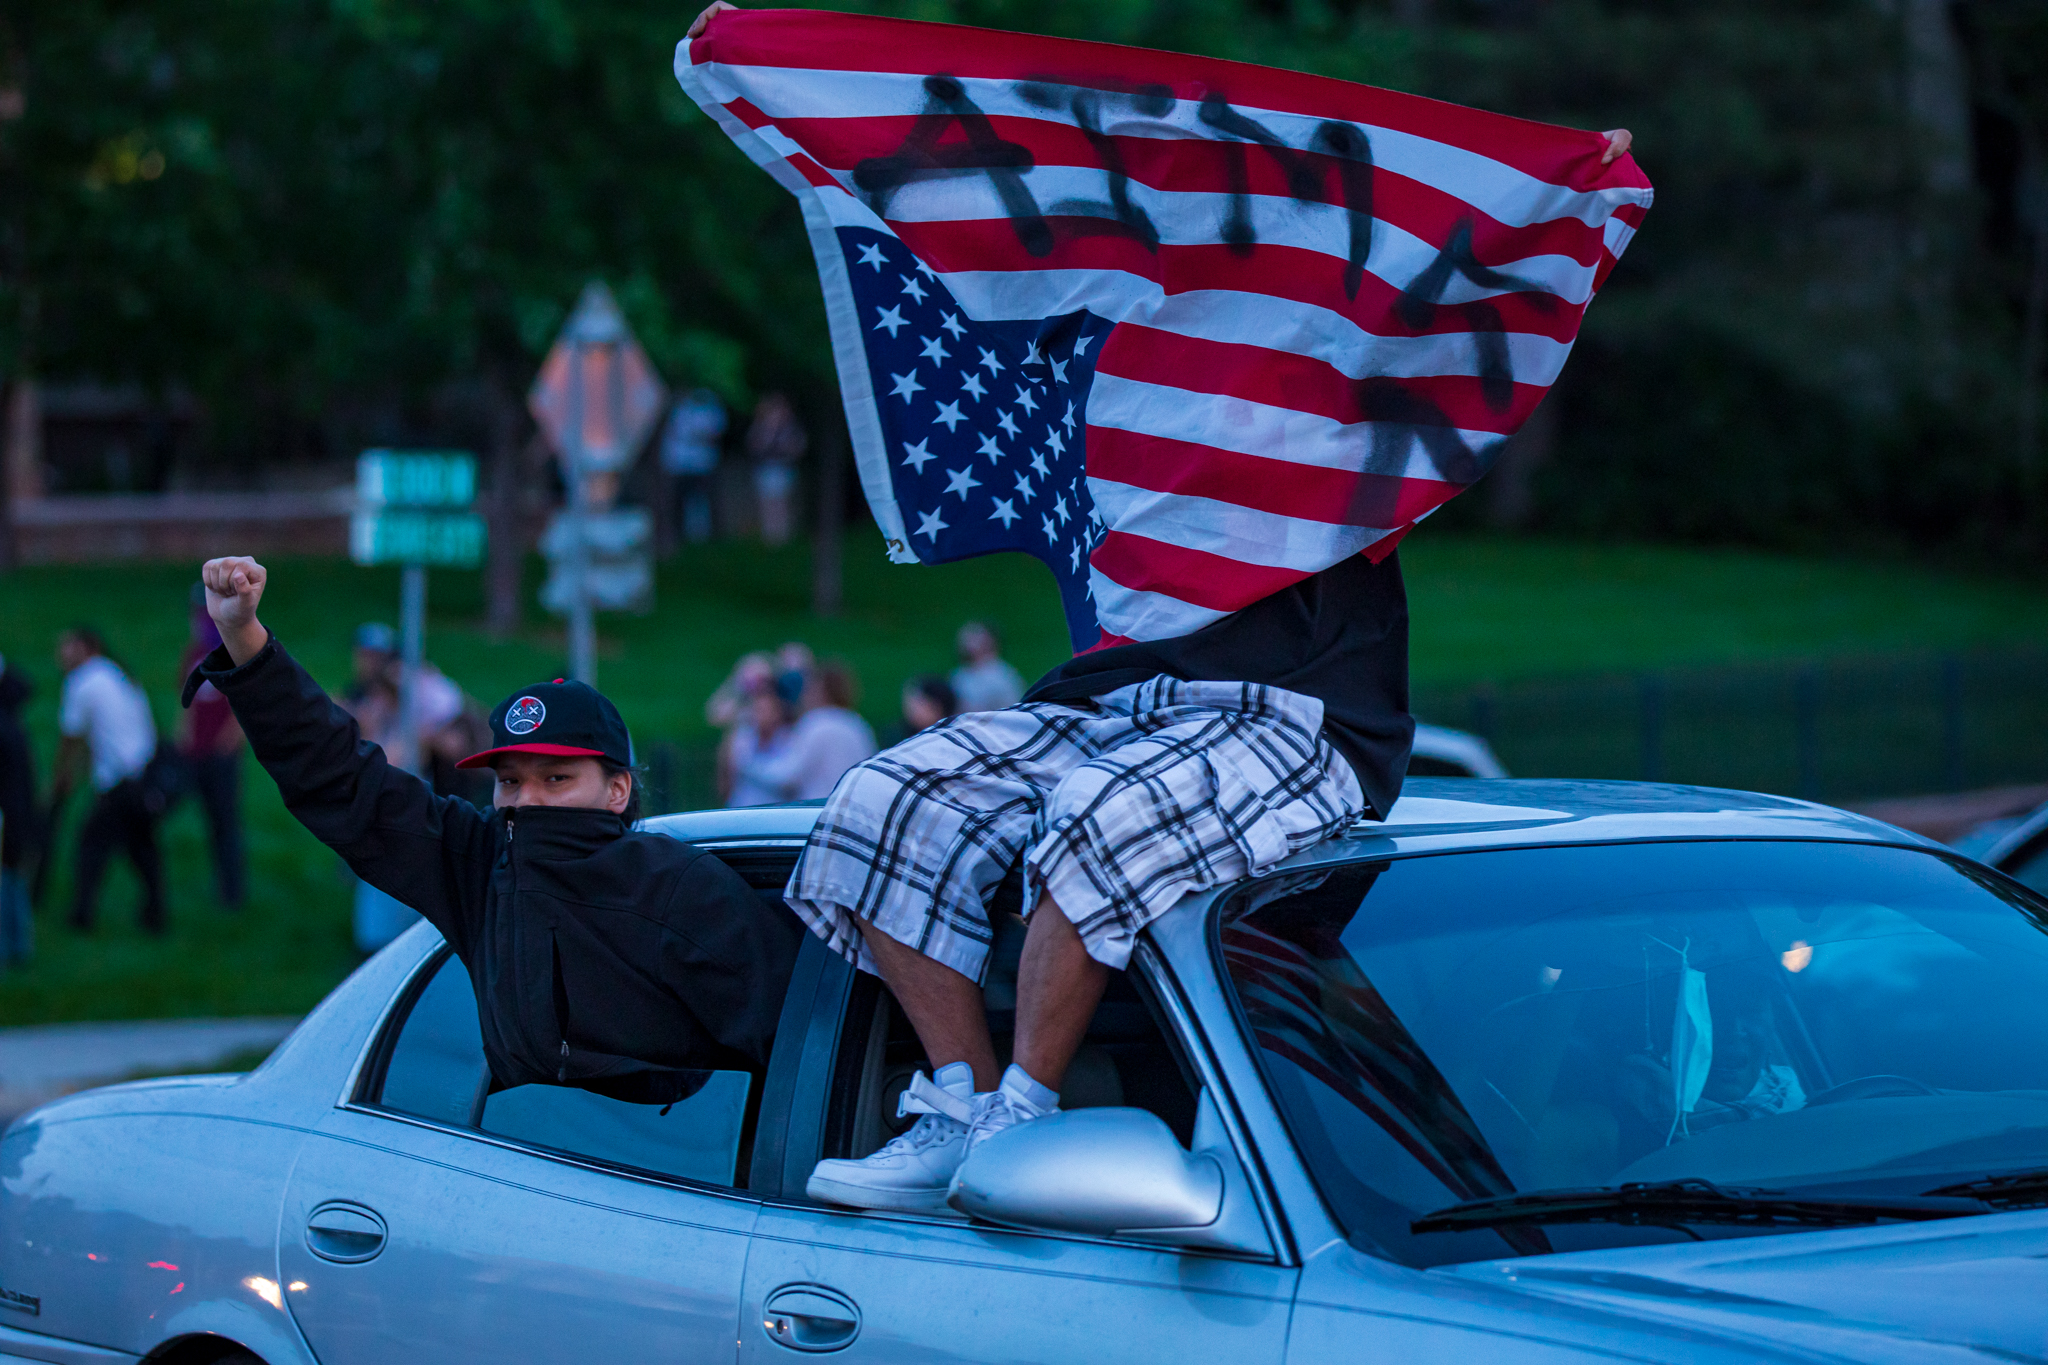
top-left (639, 649), bottom-right (2048, 815)
top-left (1415, 648), bottom-right (2048, 803)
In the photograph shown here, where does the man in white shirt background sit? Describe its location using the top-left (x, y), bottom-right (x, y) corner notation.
top-left (49, 627), bottom-right (164, 934)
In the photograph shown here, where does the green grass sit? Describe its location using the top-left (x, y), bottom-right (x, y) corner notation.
top-left (2, 527), bottom-right (2045, 1027)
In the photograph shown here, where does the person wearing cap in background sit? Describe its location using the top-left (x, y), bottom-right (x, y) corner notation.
top-left (185, 555), bottom-right (803, 1103)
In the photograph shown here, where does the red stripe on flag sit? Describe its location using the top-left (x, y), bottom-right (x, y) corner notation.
top-left (887, 219), bottom-right (1587, 343)
top-left (724, 97), bottom-right (773, 130)
top-left (773, 115), bottom-right (1613, 268)
top-left (1087, 427), bottom-right (1466, 529)
top-left (1097, 324), bottom-right (1551, 434)
top-left (1090, 531), bottom-right (1314, 613)
top-left (691, 11), bottom-right (1652, 195)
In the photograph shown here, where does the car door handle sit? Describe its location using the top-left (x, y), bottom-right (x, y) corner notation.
top-left (305, 1201), bottom-right (387, 1263)
top-left (762, 1284), bottom-right (861, 1352)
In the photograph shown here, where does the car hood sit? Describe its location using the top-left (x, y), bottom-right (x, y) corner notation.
top-left (1438, 1209), bottom-right (2048, 1361)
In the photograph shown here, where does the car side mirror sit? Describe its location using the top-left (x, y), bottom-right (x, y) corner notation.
top-left (948, 1089), bottom-right (1272, 1256)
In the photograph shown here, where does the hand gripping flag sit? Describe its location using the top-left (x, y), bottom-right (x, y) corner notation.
top-left (677, 11), bottom-right (1651, 652)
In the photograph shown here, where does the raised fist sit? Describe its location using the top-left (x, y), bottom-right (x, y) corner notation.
top-left (200, 556), bottom-right (270, 664)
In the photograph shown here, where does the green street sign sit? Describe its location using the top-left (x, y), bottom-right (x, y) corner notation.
top-left (350, 509), bottom-right (485, 568)
top-left (358, 449), bottom-right (477, 508)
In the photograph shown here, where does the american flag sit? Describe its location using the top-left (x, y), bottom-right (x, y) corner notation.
top-left (677, 11), bottom-right (1651, 653)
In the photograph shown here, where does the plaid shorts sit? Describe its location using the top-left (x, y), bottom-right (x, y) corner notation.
top-left (783, 676), bottom-right (1364, 978)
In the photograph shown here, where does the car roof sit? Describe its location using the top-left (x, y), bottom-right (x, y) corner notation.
top-left (641, 779), bottom-right (1939, 867)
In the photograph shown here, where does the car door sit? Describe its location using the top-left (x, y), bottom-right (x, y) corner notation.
top-left (737, 952), bottom-right (1300, 1365)
top-left (279, 946), bottom-right (767, 1365)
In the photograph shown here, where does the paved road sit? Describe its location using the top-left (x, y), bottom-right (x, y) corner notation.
top-left (0, 1017), bottom-right (301, 1124)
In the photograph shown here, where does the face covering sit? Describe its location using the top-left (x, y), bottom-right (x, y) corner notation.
top-left (1654, 937), bottom-right (1714, 1145)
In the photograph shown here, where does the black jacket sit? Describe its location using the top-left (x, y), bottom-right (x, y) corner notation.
top-left (0, 666), bottom-right (34, 871)
top-left (186, 638), bottom-right (801, 1099)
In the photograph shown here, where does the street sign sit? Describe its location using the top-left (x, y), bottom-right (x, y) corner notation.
top-left (528, 281), bottom-right (668, 685)
top-left (528, 283), bottom-right (668, 475)
top-left (350, 449), bottom-right (483, 569)
top-left (347, 447), bottom-right (483, 778)
top-left (540, 508), bottom-right (652, 613)
top-left (357, 449), bottom-right (477, 507)
top-left (350, 508), bottom-right (485, 568)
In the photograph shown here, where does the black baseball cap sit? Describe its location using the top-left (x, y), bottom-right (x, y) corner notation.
top-left (457, 679), bottom-right (632, 770)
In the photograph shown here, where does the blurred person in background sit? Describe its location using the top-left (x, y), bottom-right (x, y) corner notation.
top-left (660, 389), bottom-right (726, 549)
top-left (50, 627), bottom-right (164, 934)
top-left (950, 621), bottom-right (1024, 713)
top-left (746, 392), bottom-right (807, 547)
top-left (735, 661), bottom-right (876, 803)
top-left (0, 655), bottom-right (37, 964)
top-left (726, 671), bottom-right (801, 807)
top-left (898, 675), bottom-right (957, 742)
top-left (176, 584), bottom-right (246, 910)
top-left (341, 622), bottom-right (400, 743)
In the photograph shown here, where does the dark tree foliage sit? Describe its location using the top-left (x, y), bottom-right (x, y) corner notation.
top-left (0, 0), bottom-right (2042, 555)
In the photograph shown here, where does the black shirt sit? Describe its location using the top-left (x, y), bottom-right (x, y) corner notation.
top-left (1026, 549), bottom-right (1413, 819)
top-left (186, 638), bottom-right (801, 1100)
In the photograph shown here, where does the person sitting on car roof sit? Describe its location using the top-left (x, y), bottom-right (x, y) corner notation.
top-left (183, 555), bottom-right (803, 1105)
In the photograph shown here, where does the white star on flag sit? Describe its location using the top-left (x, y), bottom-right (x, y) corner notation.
top-left (1072, 334), bottom-right (1093, 357)
top-left (900, 439), bottom-right (935, 472)
top-left (1029, 451), bottom-right (1050, 479)
top-left (1014, 471), bottom-right (1035, 501)
top-left (1050, 358), bottom-right (1068, 383)
top-left (900, 274), bottom-right (929, 304)
top-left (914, 258), bottom-right (938, 281)
top-left (1023, 339), bottom-right (1045, 366)
top-left (976, 433), bottom-right (1003, 464)
top-left (996, 410), bottom-right (1021, 438)
top-left (1046, 430), bottom-right (1065, 456)
top-left (889, 370), bottom-right (924, 402)
top-left (1053, 493), bottom-right (1071, 525)
top-left (978, 348), bottom-right (1003, 376)
top-left (939, 312), bottom-right (967, 339)
top-left (915, 508), bottom-right (948, 541)
top-left (1069, 540), bottom-right (1084, 573)
top-left (933, 401), bottom-right (966, 432)
top-left (856, 242), bottom-right (887, 270)
top-left (960, 372), bottom-right (987, 400)
top-left (1041, 514), bottom-right (1057, 544)
top-left (944, 466), bottom-right (981, 499)
top-left (874, 306), bottom-right (908, 337)
top-left (989, 497), bottom-right (1020, 528)
top-left (919, 335), bottom-right (950, 363)
top-left (1061, 403), bottom-right (1076, 434)
top-left (1013, 387), bottom-right (1039, 415)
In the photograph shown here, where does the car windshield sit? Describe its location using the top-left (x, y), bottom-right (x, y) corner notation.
top-left (1216, 839), bottom-right (2048, 1268)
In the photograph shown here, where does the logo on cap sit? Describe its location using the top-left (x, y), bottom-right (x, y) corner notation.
top-left (506, 696), bottom-right (547, 735)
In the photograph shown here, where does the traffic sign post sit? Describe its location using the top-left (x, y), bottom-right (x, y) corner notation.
top-left (351, 449), bottom-right (482, 774)
top-left (529, 282), bottom-right (667, 686)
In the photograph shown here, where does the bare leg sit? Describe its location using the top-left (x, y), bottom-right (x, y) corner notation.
top-left (1012, 893), bottom-right (1111, 1093)
top-left (856, 920), bottom-right (1000, 1091)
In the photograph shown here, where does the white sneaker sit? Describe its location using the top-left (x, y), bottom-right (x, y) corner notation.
top-left (958, 1064), bottom-right (1061, 1161)
top-left (806, 1062), bottom-right (977, 1212)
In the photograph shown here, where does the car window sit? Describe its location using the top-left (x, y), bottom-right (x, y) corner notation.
top-left (380, 950), bottom-right (491, 1126)
top-left (2005, 841), bottom-right (2048, 896)
top-left (374, 950), bottom-right (754, 1188)
top-left (1217, 842), bottom-right (2048, 1268)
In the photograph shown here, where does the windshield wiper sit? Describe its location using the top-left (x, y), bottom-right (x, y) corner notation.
top-left (1923, 1167), bottom-right (2048, 1208)
top-left (1413, 1178), bottom-right (1988, 1237)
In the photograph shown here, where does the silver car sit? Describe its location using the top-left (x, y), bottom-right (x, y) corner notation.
top-left (5, 779), bottom-right (2048, 1365)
